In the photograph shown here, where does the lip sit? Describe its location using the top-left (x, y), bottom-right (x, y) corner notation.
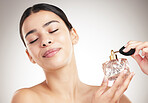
top-left (43, 48), bottom-right (61, 58)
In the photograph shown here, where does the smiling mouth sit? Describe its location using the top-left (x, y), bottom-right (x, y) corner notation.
top-left (43, 48), bottom-right (61, 58)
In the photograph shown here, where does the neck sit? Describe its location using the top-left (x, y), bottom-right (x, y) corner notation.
top-left (43, 53), bottom-right (82, 100)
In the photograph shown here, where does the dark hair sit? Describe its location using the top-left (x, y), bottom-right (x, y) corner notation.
top-left (20, 3), bottom-right (73, 47)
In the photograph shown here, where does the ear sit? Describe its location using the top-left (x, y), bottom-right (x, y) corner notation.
top-left (25, 49), bottom-right (36, 64)
top-left (70, 28), bottom-right (79, 45)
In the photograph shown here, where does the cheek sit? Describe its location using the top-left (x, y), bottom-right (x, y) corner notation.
top-left (59, 33), bottom-right (72, 51)
top-left (28, 46), bottom-right (40, 59)
top-left (58, 30), bottom-right (72, 45)
top-left (62, 35), bottom-right (73, 59)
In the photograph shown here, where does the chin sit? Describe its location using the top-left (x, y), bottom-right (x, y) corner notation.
top-left (42, 62), bottom-right (68, 72)
top-left (37, 48), bottom-right (73, 72)
top-left (41, 55), bottom-right (71, 72)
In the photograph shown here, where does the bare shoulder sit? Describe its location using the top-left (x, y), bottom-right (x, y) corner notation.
top-left (11, 88), bottom-right (40, 103)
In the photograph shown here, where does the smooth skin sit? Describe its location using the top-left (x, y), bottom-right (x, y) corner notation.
top-left (12, 10), bottom-right (135, 103)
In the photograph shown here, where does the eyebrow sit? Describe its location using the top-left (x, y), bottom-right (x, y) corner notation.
top-left (43, 20), bottom-right (59, 27)
top-left (25, 20), bottom-right (59, 38)
top-left (25, 29), bottom-right (37, 38)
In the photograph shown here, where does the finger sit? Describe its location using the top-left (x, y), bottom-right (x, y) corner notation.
top-left (143, 48), bottom-right (148, 55)
top-left (106, 70), bottom-right (128, 97)
top-left (113, 72), bottom-right (135, 101)
top-left (131, 54), bottom-right (143, 64)
top-left (101, 76), bottom-right (108, 86)
top-left (123, 42), bottom-right (142, 53)
top-left (142, 49), bottom-right (146, 56)
top-left (143, 48), bottom-right (148, 59)
top-left (134, 42), bottom-right (148, 56)
top-left (96, 76), bottom-right (108, 96)
top-left (126, 40), bottom-right (140, 46)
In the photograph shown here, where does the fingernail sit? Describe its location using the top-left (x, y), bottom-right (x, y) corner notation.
top-left (124, 70), bottom-right (128, 74)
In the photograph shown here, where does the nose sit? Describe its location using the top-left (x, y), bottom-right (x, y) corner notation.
top-left (41, 40), bottom-right (52, 47)
top-left (40, 33), bottom-right (53, 48)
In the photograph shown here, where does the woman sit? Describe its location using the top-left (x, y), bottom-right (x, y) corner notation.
top-left (11, 3), bottom-right (148, 103)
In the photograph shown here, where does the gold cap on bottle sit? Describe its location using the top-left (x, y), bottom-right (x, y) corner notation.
top-left (109, 50), bottom-right (118, 60)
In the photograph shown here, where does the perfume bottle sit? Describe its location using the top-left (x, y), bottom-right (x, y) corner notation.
top-left (102, 46), bottom-right (135, 81)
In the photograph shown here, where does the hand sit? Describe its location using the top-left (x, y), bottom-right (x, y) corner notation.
top-left (124, 41), bottom-right (148, 75)
top-left (92, 70), bottom-right (134, 103)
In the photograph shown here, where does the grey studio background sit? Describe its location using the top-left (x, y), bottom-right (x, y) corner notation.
top-left (0, 0), bottom-right (148, 103)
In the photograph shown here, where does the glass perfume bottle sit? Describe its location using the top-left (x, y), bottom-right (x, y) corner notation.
top-left (102, 50), bottom-right (130, 81)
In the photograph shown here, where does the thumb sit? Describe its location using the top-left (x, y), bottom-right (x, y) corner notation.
top-left (131, 54), bottom-right (143, 65)
top-left (96, 76), bottom-right (108, 96)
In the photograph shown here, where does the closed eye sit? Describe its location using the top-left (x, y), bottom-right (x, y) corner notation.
top-left (49, 29), bottom-right (59, 33)
top-left (30, 38), bottom-right (38, 44)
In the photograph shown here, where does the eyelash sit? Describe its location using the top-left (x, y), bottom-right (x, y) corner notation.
top-left (49, 29), bottom-right (59, 33)
top-left (29, 29), bottom-right (59, 44)
top-left (30, 38), bottom-right (38, 44)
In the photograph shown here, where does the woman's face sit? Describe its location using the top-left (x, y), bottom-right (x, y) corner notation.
top-left (22, 10), bottom-right (78, 71)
